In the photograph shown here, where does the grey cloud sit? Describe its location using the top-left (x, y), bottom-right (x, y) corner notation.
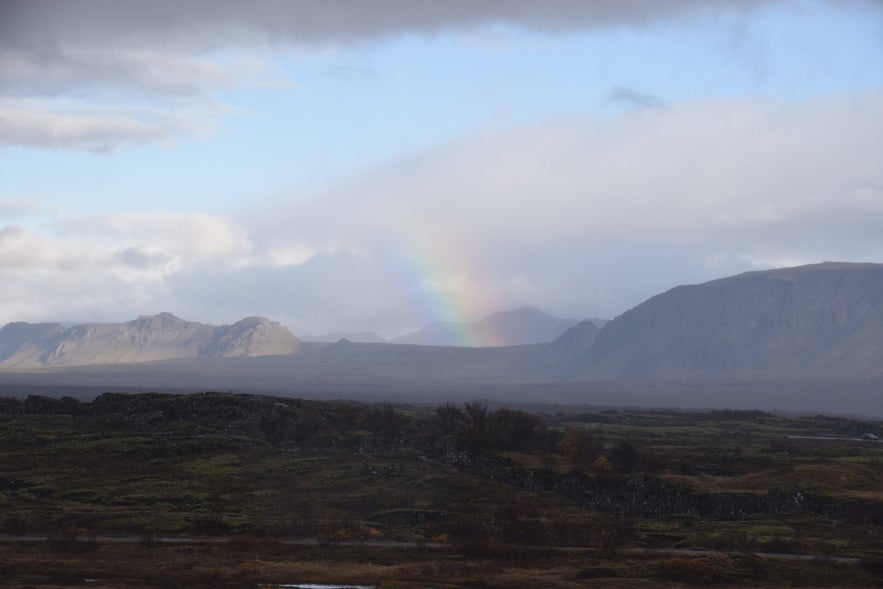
top-left (0, 0), bottom-right (783, 100)
top-left (2, 0), bottom-right (872, 151)
top-left (0, 0), bottom-right (780, 55)
top-left (609, 86), bottom-right (666, 109)
top-left (115, 247), bottom-right (173, 270)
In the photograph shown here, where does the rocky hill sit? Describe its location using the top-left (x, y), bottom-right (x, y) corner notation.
top-left (393, 306), bottom-right (579, 347)
top-left (0, 313), bottom-right (301, 368)
top-left (584, 262), bottom-right (883, 377)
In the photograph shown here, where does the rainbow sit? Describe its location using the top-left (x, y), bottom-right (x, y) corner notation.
top-left (381, 229), bottom-right (509, 347)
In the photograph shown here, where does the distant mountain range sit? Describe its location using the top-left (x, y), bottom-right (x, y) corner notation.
top-left (303, 307), bottom-right (596, 347)
top-left (392, 306), bottom-right (581, 346)
top-left (0, 313), bottom-right (300, 368)
top-left (3, 262), bottom-right (883, 386)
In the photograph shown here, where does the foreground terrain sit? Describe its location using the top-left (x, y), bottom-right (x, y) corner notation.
top-left (0, 391), bottom-right (881, 587)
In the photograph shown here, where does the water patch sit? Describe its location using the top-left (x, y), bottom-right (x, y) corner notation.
top-left (259, 585), bottom-right (374, 589)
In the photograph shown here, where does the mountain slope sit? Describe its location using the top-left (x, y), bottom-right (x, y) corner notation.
top-left (550, 319), bottom-right (600, 360)
top-left (0, 322), bottom-right (67, 368)
top-left (0, 313), bottom-right (301, 368)
top-left (393, 306), bottom-right (579, 347)
top-left (585, 262), bottom-right (883, 377)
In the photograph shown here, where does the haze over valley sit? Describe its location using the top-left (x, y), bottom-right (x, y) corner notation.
top-left (3, 262), bottom-right (883, 415)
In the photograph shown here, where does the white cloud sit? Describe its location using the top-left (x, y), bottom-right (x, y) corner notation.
top-left (290, 90), bottom-right (883, 241)
top-left (0, 225), bottom-right (59, 268)
top-left (0, 210), bottom-right (258, 323)
top-left (99, 211), bottom-right (253, 264)
top-left (243, 89), bottom-right (883, 325)
top-left (0, 99), bottom-right (207, 152)
top-left (2, 89), bottom-right (881, 331)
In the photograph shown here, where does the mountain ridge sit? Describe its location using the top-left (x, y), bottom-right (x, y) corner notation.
top-left (584, 261), bottom-right (883, 378)
top-left (4, 262), bottom-right (883, 382)
top-left (0, 313), bottom-right (301, 368)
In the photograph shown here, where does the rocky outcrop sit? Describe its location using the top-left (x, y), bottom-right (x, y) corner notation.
top-left (204, 316), bottom-right (302, 357)
top-left (492, 466), bottom-right (883, 524)
top-left (0, 313), bottom-right (301, 368)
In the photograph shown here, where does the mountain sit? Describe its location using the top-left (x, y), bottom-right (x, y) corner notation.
top-left (0, 313), bottom-right (301, 368)
top-left (585, 262), bottom-right (883, 378)
top-left (301, 331), bottom-right (386, 344)
top-left (5, 264), bottom-right (883, 415)
top-left (0, 322), bottom-right (67, 366)
top-left (393, 306), bottom-right (580, 347)
top-left (550, 320), bottom-right (600, 359)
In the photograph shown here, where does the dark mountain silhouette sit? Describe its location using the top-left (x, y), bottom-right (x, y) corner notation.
top-left (0, 313), bottom-right (301, 368)
top-left (393, 306), bottom-right (579, 347)
top-left (584, 262), bottom-right (883, 377)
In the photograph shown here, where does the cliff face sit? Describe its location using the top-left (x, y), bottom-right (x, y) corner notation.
top-left (0, 313), bottom-right (301, 368)
top-left (585, 262), bottom-right (883, 378)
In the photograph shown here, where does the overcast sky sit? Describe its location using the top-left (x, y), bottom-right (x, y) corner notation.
top-left (1, 0), bottom-right (882, 337)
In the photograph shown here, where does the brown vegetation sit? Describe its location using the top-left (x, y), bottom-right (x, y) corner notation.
top-left (0, 391), bottom-right (881, 587)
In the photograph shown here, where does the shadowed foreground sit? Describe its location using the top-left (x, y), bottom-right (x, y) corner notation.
top-left (0, 391), bottom-right (881, 587)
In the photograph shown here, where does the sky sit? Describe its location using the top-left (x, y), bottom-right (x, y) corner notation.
top-left (1, 0), bottom-right (882, 338)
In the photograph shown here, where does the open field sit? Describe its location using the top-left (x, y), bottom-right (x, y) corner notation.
top-left (1, 391), bottom-right (882, 587)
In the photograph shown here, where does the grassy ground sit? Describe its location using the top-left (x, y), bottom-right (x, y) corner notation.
top-left (1, 393), bottom-right (882, 587)
top-left (1, 539), bottom-right (882, 588)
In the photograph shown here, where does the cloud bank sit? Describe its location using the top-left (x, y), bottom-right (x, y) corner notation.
top-left (3, 88), bottom-right (881, 334)
top-left (2, 0), bottom-right (881, 335)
